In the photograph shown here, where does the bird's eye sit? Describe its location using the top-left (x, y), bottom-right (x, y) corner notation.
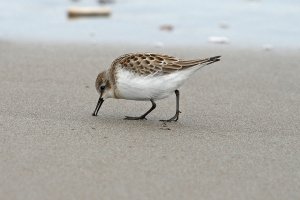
top-left (100, 85), bottom-right (105, 90)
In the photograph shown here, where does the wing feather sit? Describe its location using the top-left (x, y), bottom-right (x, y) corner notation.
top-left (111, 53), bottom-right (220, 76)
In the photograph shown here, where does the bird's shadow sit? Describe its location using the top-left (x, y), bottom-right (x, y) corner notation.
top-left (88, 113), bottom-right (185, 132)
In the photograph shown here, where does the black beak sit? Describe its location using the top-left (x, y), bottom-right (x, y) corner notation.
top-left (92, 96), bottom-right (104, 116)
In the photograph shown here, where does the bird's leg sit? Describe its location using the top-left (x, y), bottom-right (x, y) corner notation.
top-left (160, 90), bottom-right (181, 122)
top-left (124, 99), bottom-right (156, 120)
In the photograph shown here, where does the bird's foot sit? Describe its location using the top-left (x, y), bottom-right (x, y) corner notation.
top-left (124, 116), bottom-right (147, 120)
top-left (159, 111), bottom-right (181, 122)
top-left (159, 117), bottom-right (178, 122)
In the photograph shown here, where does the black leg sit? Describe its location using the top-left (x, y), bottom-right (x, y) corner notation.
top-left (124, 99), bottom-right (156, 120)
top-left (160, 90), bottom-right (181, 122)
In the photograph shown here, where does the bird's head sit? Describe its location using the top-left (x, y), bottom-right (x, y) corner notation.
top-left (92, 70), bottom-right (112, 116)
top-left (95, 71), bottom-right (111, 98)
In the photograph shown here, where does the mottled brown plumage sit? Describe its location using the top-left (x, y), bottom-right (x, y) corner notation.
top-left (93, 53), bottom-right (221, 121)
top-left (111, 53), bottom-right (220, 76)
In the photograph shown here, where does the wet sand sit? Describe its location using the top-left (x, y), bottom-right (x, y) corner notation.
top-left (0, 41), bottom-right (299, 200)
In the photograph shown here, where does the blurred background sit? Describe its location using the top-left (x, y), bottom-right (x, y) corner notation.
top-left (0, 0), bottom-right (299, 48)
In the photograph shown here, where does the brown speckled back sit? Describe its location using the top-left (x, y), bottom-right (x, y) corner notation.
top-left (111, 53), bottom-right (220, 76)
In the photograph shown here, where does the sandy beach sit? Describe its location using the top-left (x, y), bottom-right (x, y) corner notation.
top-left (0, 41), bottom-right (299, 200)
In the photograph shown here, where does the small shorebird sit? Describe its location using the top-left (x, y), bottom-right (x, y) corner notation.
top-left (92, 53), bottom-right (221, 122)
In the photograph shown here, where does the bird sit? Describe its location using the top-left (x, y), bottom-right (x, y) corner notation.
top-left (92, 53), bottom-right (221, 122)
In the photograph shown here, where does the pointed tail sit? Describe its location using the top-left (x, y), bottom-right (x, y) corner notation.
top-left (178, 55), bottom-right (221, 68)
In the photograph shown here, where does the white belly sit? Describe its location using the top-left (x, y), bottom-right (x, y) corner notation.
top-left (116, 68), bottom-right (197, 101)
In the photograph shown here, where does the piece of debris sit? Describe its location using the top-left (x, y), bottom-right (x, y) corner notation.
top-left (219, 22), bottom-right (230, 29)
top-left (208, 36), bottom-right (230, 44)
top-left (160, 24), bottom-right (174, 32)
top-left (98, 0), bottom-right (115, 4)
top-left (162, 122), bottom-right (167, 127)
top-left (159, 127), bottom-right (171, 131)
top-left (89, 32), bottom-right (95, 37)
top-left (160, 127), bottom-right (171, 130)
top-left (154, 41), bottom-right (164, 48)
top-left (160, 122), bottom-right (171, 130)
top-left (262, 44), bottom-right (273, 51)
top-left (68, 7), bottom-right (111, 18)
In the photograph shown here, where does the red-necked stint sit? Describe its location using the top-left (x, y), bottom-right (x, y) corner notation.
top-left (93, 53), bottom-right (221, 122)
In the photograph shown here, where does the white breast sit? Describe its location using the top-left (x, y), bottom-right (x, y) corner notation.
top-left (116, 67), bottom-right (198, 101)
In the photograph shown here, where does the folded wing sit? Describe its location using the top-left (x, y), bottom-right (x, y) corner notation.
top-left (112, 53), bottom-right (221, 76)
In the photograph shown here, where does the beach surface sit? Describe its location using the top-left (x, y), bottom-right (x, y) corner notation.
top-left (0, 41), bottom-right (299, 200)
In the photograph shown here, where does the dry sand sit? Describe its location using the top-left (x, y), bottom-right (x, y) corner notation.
top-left (0, 41), bottom-right (299, 200)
